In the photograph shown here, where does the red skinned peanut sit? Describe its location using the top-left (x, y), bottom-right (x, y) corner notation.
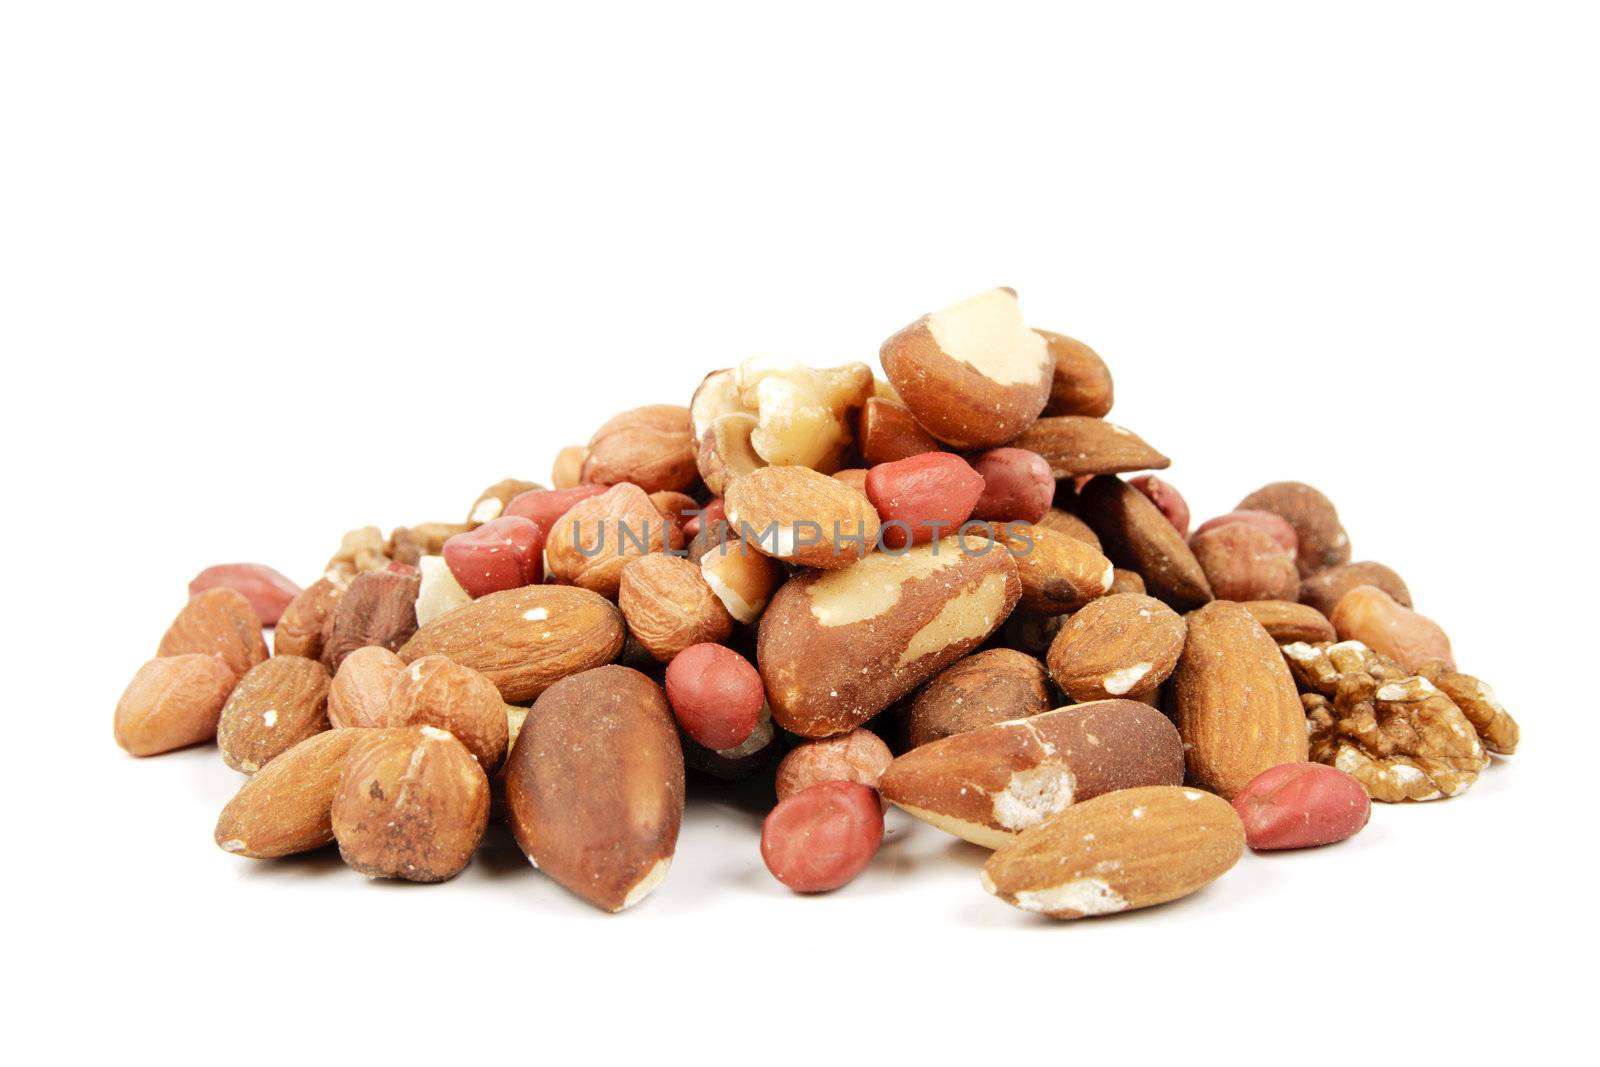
top-left (1232, 762), bottom-right (1371, 851)
top-left (442, 516), bottom-right (545, 599)
top-left (1128, 475), bottom-right (1190, 538)
top-left (1193, 510), bottom-right (1299, 557)
top-left (503, 485), bottom-right (609, 538)
top-left (188, 564), bottom-right (302, 626)
top-left (970, 448), bottom-right (1053, 524)
top-left (664, 643), bottom-right (764, 751)
top-left (761, 781), bottom-right (884, 893)
top-left (865, 453), bottom-right (985, 549)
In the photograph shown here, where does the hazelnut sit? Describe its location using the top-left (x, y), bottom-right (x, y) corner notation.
top-left (776, 729), bottom-right (894, 808)
top-left (328, 645), bottom-right (405, 729)
top-left (545, 483), bottom-right (680, 598)
top-left (387, 655), bottom-right (510, 773)
top-left (618, 555), bottom-right (734, 662)
top-left (1190, 523), bottom-right (1300, 602)
top-left (581, 404), bottom-right (698, 493)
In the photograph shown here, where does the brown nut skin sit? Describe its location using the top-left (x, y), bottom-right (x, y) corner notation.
top-left (1190, 522), bottom-right (1301, 602)
top-left (545, 483), bottom-right (679, 598)
top-left (881, 701), bottom-right (1186, 849)
top-left (387, 655), bottom-right (509, 773)
top-left (859, 396), bottom-right (943, 466)
top-left (758, 536), bottom-right (1022, 738)
top-left (1035, 507), bottom-right (1101, 552)
top-left (320, 569), bottom-right (421, 673)
top-left (1241, 600), bottom-right (1336, 645)
top-left (725, 465), bottom-right (882, 569)
top-left (1038, 330), bottom-right (1113, 418)
top-left (273, 578), bottom-right (341, 659)
top-left (1236, 481), bottom-right (1350, 578)
top-left (982, 785), bottom-right (1244, 920)
top-left (879, 287), bottom-right (1053, 449)
top-left (582, 404), bottom-right (698, 494)
top-left (1330, 585), bottom-right (1453, 672)
top-left (1174, 601), bottom-right (1309, 799)
top-left (158, 588), bottom-right (269, 682)
top-left (969, 448), bottom-right (1054, 525)
top-left (618, 554), bottom-right (734, 662)
top-left (504, 666), bottom-right (685, 912)
top-left (331, 725), bottom-right (490, 882)
top-left (1076, 475), bottom-right (1213, 611)
top-left (761, 781), bottom-right (885, 893)
top-left (1299, 561), bottom-right (1412, 616)
top-left (1008, 417), bottom-right (1170, 479)
top-left (906, 649), bottom-right (1051, 748)
top-left (214, 729), bottom-right (368, 858)
top-left (1127, 475), bottom-right (1190, 538)
top-left (1109, 568), bottom-right (1146, 596)
top-left (995, 523), bottom-right (1115, 614)
top-left (1193, 510), bottom-right (1299, 557)
top-left (1046, 594), bottom-right (1186, 703)
top-left (216, 656), bottom-right (332, 774)
top-left (114, 654), bottom-right (238, 757)
top-left (996, 612), bottom-right (1067, 659)
top-left (399, 585), bottom-right (625, 703)
top-left (775, 729), bottom-right (894, 807)
top-left (327, 646), bottom-right (405, 729)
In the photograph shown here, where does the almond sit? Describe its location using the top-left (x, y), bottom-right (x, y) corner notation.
top-left (995, 523), bottom-right (1115, 614)
top-left (158, 587), bottom-right (269, 682)
top-left (503, 665), bottom-right (685, 912)
top-left (387, 655), bottom-right (509, 773)
top-left (1038, 330), bottom-right (1113, 418)
top-left (273, 577), bottom-right (341, 659)
top-left (1045, 593), bottom-right (1186, 702)
top-left (398, 585), bottom-right (625, 702)
top-left (1034, 506), bottom-right (1101, 551)
top-left (618, 554), bottom-right (733, 661)
top-left (327, 645), bottom-right (404, 728)
top-left (332, 725), bottom-right (490, 882)
top-left (544, 482), bottom-right (678, 597)
top-left (1074, 475), bottom-right (1213, 611)
top-left (216, 655), bottom-right (332, 774)
top-left (879, 287), bottom-right (1053, 449)
top-left (1240, 600), bottom-right (1336, 644)
top-left (757, 535), bottom-right (1021, 737)
top-left (724, 465), bottom-right (882, 570)
top-left (981, 785), bottom-right (1245, 919)
top-left (114, 654), bottom-right (238, 757)
top-left (906, 648), bottom-right (1051, 749)
top-left (1236, 481), bottom-right (1351, 578)
top-left (1008, 416), bottom-right (1170, 479)
top-left (880, 700), bottom-right (1185, 848)
top-left (320, 569), bottom-right (421, 673)
top-left (1174, 601), bottom-right (1308, 798)
top-left (214, 728), bottom-right (368, 858)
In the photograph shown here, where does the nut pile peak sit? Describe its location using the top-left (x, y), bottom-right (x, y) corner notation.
top-left (114, 286), bottom-right (1519, 921)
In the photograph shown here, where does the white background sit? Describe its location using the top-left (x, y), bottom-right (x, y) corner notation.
top-left (4, 2), bottom-right (1595, 1061)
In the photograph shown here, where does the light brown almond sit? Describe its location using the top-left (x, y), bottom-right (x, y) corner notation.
top-left (273, 578), bottom-right (341, 660)
top-left (724, 465), bottom-right (882, 570)
top-left (158, 588), bottom-right (269, 682)
top-left (1075, 475), bottom-right (1213, 611)
top-left (982, 785), bottom-right (1245, 919)
top-left (214, 728), bottom-right (368, 858)
top-left (995, 523), bottom-right (1114, 614)
top-left (114, 654), bottom-right (238, 757)
top-left (1174, 601), bottom-right (1308, 798)
top-left (216, 655), bottom-right (332, 774)
top-left (1241, 600), bottom-right (1336, 644)
top-left (398, 584), bottom-right (625, 702)
top-left (1008, 416), bottom-right (1169, 478)
top-left (1045, 593), bottom-right (1186, 702)
top-left (618, 554), bottom-right (733, 661)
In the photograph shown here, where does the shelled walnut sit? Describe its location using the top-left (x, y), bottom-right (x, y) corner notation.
top-left (1282, 641), bottom-right (1490, 802)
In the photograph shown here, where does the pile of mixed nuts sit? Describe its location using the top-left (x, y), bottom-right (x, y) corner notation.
top-left (115, 287), bottom-right (1519, 917)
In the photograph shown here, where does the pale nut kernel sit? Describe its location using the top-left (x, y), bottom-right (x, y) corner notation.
top-left (776, 730), bottom-right (894, 808)
top-left (736, 356), bottom-right (874, 470)
top-left (114, 654), bottom-right (238, 757)
top-left (328, 646), bottom-right (406, 729)
top-left (551, 446), bottom-right (588, 490)
top-left (468, 478), bottom-right (543, 526)
top-left (1330, 584), bottom-right (1453, 672)
top-left (582, 404), bottom-right (698, 493)
top-left (544, 483), bottom-right (680, 598)
top-left (698, 536), bottom-right (781, 623)
top-left (414, 555), bottom-right (471, 627)
top-left (618, 554), bottom-right (734, 662)
top-left (695, 412), bottom-right (764, 498)
top-left (387, 655), bottom-right (509, 773)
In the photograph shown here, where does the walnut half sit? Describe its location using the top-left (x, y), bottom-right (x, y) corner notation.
top-left (1283, 641), bottom-right (1488, 803)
